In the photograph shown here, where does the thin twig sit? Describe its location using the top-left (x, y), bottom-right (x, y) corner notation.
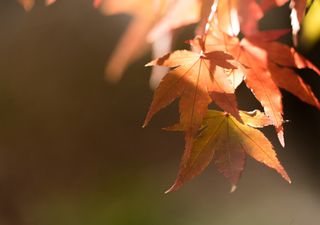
top-left (202, 0), bottom-right (219, 51)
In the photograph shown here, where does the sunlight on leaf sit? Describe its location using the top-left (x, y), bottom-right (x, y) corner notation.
top-left (165, 110), bottom-right (290, 193)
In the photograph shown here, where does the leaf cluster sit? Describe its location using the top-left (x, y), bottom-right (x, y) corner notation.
top-left (20, 0), bottom-right (320, 192)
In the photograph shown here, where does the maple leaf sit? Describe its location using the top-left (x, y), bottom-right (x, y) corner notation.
top-left (101, 0), bottom-right (265, 85)
top-left (204, 29), bottom-right (320, 146)
top-left (203, 31), bottom-right (287, 145)
top-left (165, 110), bottom-right (291, 193)
top-left (143, 50), bottom-right (242, 145)
top-left (100, 0), bottom-right (291, 85)
top-left (100, 0), bottom-right (168, 82)
top-left (100, 0), bottom-right (204, 86)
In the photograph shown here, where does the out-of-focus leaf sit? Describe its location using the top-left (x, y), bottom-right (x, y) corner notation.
top-left (149, 32), bottom-right (172, 89)
top-left (301, 0), bottom-right (320, 49)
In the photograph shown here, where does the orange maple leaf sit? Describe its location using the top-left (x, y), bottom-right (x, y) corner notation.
top-left (143, 49), bottom-right (242, 146)
top-left (164, 110), bottom-right (290, 193)
top-left (100, 0), bottom-right (296, 85)
top-left (203, 29), bottom-right (320, 146)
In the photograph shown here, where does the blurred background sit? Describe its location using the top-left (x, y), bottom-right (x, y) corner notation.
top-left (0, 1), bottom-right (319, 225)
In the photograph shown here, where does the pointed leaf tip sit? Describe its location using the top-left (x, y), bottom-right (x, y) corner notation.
top-left (278, 129), bottom-right (285, 148)
top-left (145, 61), bottom-right (153, 67)
top-left (165, 181), bottom-right (180, 194)
top-left (281, 168), bottom-right (291, 184)
top-left (230, 185), bottom-right (237, 193)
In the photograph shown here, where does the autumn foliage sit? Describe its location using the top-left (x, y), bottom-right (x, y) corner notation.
top-left (20, 0), bottom-right (320, 192)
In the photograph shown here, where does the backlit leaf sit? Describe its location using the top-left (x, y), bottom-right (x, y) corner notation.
top-left (165, 110), bottom-right (290, 193)
top-left (144, 49), bottom-right (241, 145)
